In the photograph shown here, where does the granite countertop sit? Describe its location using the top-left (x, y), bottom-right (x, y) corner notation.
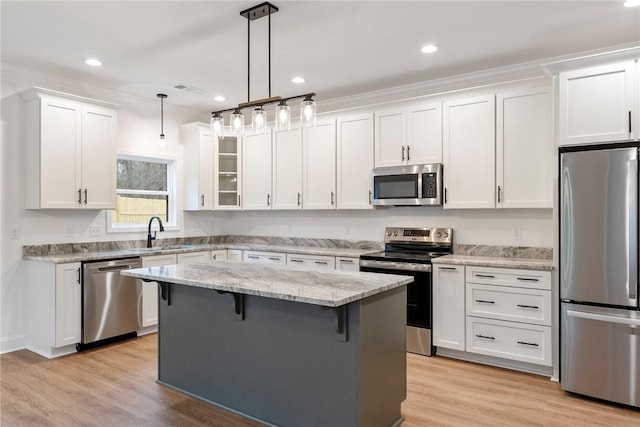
top-left (122, 261), bottom-right (412, 307)
top-left (432, 254), bottom-right (553, 271)
top-left (23, 243), bottom-right (376, 264)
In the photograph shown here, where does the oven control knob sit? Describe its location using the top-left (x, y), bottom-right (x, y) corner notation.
top-left (436, 231), bottom-right (442, 238)
top-left (442, 231), bottom-right (449, 238)
top-left (393, 231), bottom-right (398, 236)
top-left (386, 231), bottom-right (392, 236)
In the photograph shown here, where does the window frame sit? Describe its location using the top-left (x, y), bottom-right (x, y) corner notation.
top-left (106, 152), bottom-right (181, 233)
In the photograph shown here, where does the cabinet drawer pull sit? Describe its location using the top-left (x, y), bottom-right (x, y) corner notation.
top-left (247, 255), bottom-right (259, 260)
top-left (212, 254), bottom-right (217, 260)
top-left (476, 274), bottom-right (496, 279)
top-left (475, 299), bottom-right (495, 304)
top-left (290, 259), bottom-right (303, 263)
top-left (314, 261), bottom-right (328, 265)
top-left (475, 334), bottom-right (495, 340)
top-left (517, 304), bottom-right (540, 310)
top-left (517, 341), bottom-right (539, 347)
top-left (340, 259), bottom-right (354, 264)
top-left (439, 266), bottom-right (457, 271)
top-left (629, 110), bottom-right (632, 134)
top-left (517, 277), bottom-right (539, 282)
top-left (268, 257), bottom-right (281, 261)
top-left (77, 268), bottom-right (81, 284)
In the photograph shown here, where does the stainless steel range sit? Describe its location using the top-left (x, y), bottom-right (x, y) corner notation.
top-left (359, 227), bottom-right (453, 356)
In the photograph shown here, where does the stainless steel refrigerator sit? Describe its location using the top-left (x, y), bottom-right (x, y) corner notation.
top-left (560, 145), bottom-right (640, 408)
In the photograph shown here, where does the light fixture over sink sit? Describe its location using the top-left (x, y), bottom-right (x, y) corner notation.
top-left (157, 93), bottom-right (167, 146)
top-left (210, 2), bottom-right (316, 138)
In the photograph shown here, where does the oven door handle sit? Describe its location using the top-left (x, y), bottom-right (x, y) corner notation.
top-left (359, 259), bottom-right (432, 272)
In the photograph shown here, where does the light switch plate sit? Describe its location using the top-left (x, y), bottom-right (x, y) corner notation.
top-left (90, 226), bottom-right (101, 236)
top-left (9, 227), bottom-right (20, 239)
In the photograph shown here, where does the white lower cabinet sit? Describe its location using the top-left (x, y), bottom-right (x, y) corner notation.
top-left (177, 251), bottom-right (210, 264)
top-left (211, 250), bottom-right (228, 261)
top-left (243, 251), bottom-right (286, 265)
top-left (465, 317), bottom-right (552, 366)
top-left (141, 254), bottom-right (177, 328)
top-left (26, 261), bottom-right (82, 358)
top-left (287, 253), bottom-right (335, 270)
top-left (433, 264), bottom-right (465, 351)
top-left (465, 266), bottom-right (552, 367)
top-left (227, 249), bottom-right (242, 261)
top-left (336, 257), bottom-right (359, 271)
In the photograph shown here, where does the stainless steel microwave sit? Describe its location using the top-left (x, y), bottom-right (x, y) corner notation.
top-left (372, 164), bottom-right (443, 206)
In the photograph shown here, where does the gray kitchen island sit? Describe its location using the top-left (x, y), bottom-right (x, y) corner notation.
top-left (122, 261), bottom-right (411, 427)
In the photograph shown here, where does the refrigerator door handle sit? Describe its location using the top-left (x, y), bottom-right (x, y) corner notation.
top-left (567, 310), bottom-right (640, 327)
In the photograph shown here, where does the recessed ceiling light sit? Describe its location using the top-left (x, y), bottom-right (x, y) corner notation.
top-left (214, 95), bottom-right (226, 102)
top-left (420, 44), bottom-right (439, 54)
top-left (624, 0), bottom-right (640, 6)
top-left (291, 77), bottom-right (305, 84)
top-left (85, 58), bottom-right (102, 67)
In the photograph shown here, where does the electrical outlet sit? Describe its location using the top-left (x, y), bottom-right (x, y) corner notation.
top-left (65, 226), bottom-right (75, 237)
top-left (9, 227), bottom-right (20, 239)
top-left (345, 224), bottom-right (351, 235)
top-left (513, 227), bottom-right (522, 240)
top-left (90, 226), bottom-right (101, 236)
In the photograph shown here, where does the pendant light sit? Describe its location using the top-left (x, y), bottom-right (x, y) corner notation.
top-left (157, 93), bottom-right (167, 146)
top-left (211, 2), bottom-right (317, 133)
top-left (210, 112), bottom-right (224, 139)
top-left (300, 95), bottom-right (317, 128)
top-left (275, 100), bottom-right (291, 131)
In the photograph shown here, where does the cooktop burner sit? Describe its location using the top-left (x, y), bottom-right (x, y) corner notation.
top-left (361, 227), bottom-right (454, 264)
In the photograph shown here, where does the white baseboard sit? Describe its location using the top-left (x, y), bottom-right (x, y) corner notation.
top-left (0, 334), bottom-right (26, 354)
top-left (436, 347), bottom-right (554, 377)
top-left (137, 325), bottom-right (158, 336)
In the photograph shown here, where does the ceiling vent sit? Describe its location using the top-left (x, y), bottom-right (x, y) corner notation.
top-left (173, 84), bottom-right (208, 96)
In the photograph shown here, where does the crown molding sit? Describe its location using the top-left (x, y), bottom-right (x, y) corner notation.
top-left (317, 43), bottom-right (640, 114)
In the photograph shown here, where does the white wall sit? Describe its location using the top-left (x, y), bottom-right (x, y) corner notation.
top-left (0, 68), bottom-right (207, 352)
top-left (217, 209), bottom-right (552, 247)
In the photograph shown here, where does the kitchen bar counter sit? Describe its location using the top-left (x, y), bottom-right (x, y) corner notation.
top-left (23, 243), bottom-right (375, 263)
top-left (122, 261), bottom-right (409, 427)
top-left (432, 254), bottom-right (553, 271)
top-left (122, 261), bottom-right (411, 307)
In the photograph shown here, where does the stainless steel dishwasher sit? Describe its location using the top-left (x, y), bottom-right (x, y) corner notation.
top-left (81, 258), bottom-right (142, 348)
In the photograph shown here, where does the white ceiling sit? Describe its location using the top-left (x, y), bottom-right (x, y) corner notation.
top-left (2, 1), bottom-right (639, 112)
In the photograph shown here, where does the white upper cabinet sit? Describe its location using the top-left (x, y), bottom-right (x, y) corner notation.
top-left (303, 118), bottom-right (337, 210)
top-left (374, 102), bottom-right (442, 167)
top-left (242, 130), bottom-right (273, 210)
top-left (406, 101), bottom-right (443, 164)
top-left (182, 123), bottom-right (214, 211)
top-left (443, 94), bottom-right (496, 209)
top-left (337, 113), bottom-right (374, 209)
top-left (273, 127), bottom-right (303, 210)
top-left (215, 136), bottom-right (242, 210)
top-left (374, 107), bottom-right (406, 167)
top-left (558, 61), bottom-right (637, 146)
top-left (496, 87), bottom-right (552, 208)
top-left (23, 89), bottom-right (117, 209)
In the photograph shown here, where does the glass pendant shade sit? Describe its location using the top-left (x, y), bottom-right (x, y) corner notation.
top-left (275, 102), bottom-right (291, 131)
top-left (210, 114), bottom-right (224, 138)
top-left (159, 134), bottom-right (166, 147)
top-left (252, 107), bottom-right (267, 134)
top-left (300, 97), bottom-right (316, 128)
top-left (230, 110), bottom-right (245, 137)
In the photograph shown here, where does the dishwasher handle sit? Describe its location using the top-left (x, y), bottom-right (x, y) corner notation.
top-left (83, 258), bottom-right (140, 274)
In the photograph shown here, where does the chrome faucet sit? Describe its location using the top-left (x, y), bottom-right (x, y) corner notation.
top-left (147, 216), bottom-right (165, 248)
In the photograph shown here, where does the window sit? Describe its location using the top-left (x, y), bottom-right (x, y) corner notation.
top-left (108, 154), bottom-right (178, 232)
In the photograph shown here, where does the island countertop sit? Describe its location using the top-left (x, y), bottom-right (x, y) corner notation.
top-left (122, 261), bottom-right (412, 307)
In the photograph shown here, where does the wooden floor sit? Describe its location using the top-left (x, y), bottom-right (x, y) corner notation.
top-left (2, 334), bottom-right (639, 426)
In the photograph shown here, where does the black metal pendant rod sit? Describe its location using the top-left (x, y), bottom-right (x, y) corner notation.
top-left (247, 15), bottom-right (251, 103)
top-left (157, 93), bottom-right (167, 137)
top-left (268, 7), bottom-right (271, 98)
